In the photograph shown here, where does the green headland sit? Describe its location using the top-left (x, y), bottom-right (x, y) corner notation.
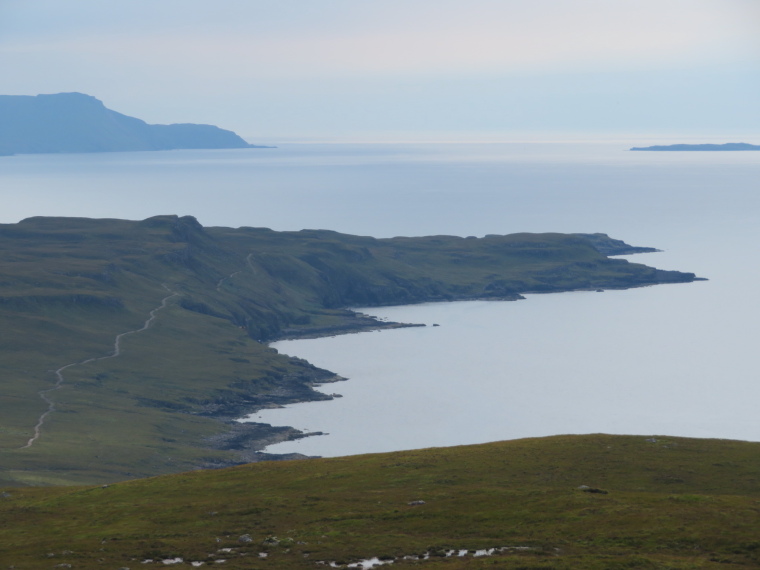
top-left (0, 215), bottom-right (700, 487)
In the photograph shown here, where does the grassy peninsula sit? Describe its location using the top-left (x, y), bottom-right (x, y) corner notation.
top-left (0, 215), bottom-right (698, 486)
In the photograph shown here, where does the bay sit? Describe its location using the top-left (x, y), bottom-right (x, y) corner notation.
top-left (257, 270), bottom-right (759, 456)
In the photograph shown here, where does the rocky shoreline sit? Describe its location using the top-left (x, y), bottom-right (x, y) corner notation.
top-left (201, 421), bottom-right (326, 465)
top-left (200, 271), bottom-right (703, 467)
top-left (195, 232), bottom-right (703, 468)
top-left (275, 312), bottom-right (426, 341)
top-left (199, 313), bottom-right (430, 466)
top-left (198, 355), bottom-right (345, 465)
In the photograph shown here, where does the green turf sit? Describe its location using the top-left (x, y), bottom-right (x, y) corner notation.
top-left (1, 434), bottom-right (758, 568)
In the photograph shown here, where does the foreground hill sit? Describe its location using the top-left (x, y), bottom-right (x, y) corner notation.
top-left (2, 434), bottom-right (759, 568)
top-left (0, 93), bottom-right (258, 154)
top-left (0, 216), bottom-right (699, 485)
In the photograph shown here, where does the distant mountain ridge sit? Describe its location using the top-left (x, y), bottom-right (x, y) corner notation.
top-left (0, 92), bottom-right (263, 155)
top-left (630, 142), bottom-right (760, 151)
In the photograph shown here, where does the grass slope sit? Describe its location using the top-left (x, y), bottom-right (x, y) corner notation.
top-left (1, 434), bottom-right (759, 568)
top-left (0, 216), bottom-right (698, 485)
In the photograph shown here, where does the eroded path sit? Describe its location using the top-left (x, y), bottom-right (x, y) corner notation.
top-left (216, 253), bottom-right (258, 291)
top-left (216, 271), bottom-right (242, 291)
top-left (20, 286), bottom-right (180, 449)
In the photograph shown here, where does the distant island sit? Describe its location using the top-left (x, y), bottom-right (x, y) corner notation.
top-left (0, 92), bottom-right (268, 155)
top-left (630, 142), bottom-right (760, 152)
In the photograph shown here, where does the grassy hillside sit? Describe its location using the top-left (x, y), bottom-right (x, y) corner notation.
top-left (0, 215), bottom-right (698, 485)
top-left (1, 434), bottom-right (759, 568)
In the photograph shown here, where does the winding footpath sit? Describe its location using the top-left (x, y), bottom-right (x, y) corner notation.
top-left (245, 253), bottom-right (258, 275)
top-left (216, 270), bottom-right (242, 291)
top-left (216, 254), bottom-right (258, 291)
top-left (20, 285), bottom-right (180, 450)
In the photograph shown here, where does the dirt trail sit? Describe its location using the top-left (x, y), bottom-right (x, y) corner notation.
top-left (216, 253), bottom-right (259, 291)
top-left (245, 253), bottom-right (258, 275)
top-left (20, 286), bottom-right (179, 450)
top-left (216, 270), bottom-right (242, 291)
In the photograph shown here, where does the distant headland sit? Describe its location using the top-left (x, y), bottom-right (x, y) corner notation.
top-left (630, 142), bottom-right (760, 152)
top-left (0, 92), bottom-right (270, 155)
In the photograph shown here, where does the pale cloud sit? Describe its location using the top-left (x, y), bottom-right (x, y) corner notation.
top-left (1, 0), bottom-right (756, 81)
top-left (0, 0), bottom-right (756, 136)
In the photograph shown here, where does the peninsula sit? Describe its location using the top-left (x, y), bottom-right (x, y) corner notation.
top-left (630, 142), bottom-right (760, 151)
top-left (0, 216), bottom-right (701, 486)
top-left (0, 92), bottom-right (263, 155)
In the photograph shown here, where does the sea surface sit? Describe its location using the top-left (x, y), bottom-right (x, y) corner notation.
top-left (2, 141), bottom-right (758, 455)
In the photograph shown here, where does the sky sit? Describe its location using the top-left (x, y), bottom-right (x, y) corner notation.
top-left (0, 0), bottom-right (758, 142)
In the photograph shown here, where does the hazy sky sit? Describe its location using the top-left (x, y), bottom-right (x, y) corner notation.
top-left (0, 0), bottom-right (758, 141)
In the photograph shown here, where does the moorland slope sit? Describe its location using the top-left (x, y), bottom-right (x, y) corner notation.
top-left (2, 434), bottom-right (759, 569)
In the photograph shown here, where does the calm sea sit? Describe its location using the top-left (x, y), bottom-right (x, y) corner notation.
top-left (2, 142), bottom-right (758, 454)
